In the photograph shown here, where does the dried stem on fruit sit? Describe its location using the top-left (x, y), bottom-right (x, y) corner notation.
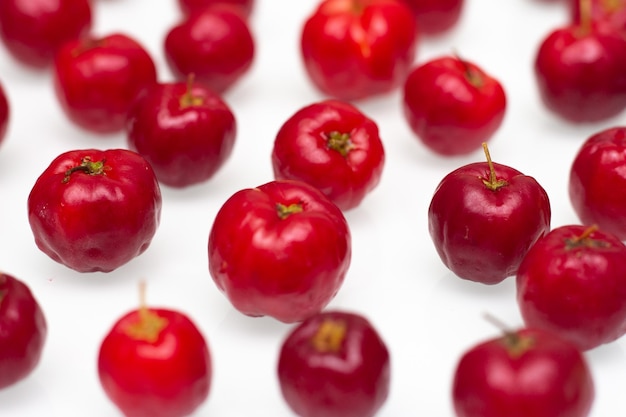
top-left (62, 157), bottom-right (107, 183)
top-left (481, 143), bottom-right (507, 191)
top-left (180, 73), bottom-right (204, 108)
top-left (483, 313), bottom-right (534, 358)
top-left (565, 224), bottom-right (609, 250)
top-left (579, 0), bottom-right (593, 34)
top-left (125, 280), bottom-right (168, 343)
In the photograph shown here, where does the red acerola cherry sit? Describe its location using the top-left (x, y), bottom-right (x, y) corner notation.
top-left (403, 55), bottom-right (506, 156)
top-left (452, 326), bottom-right (594, 417)
top-left (428, 144), bottom-right (551, 284)
top-left (126, 78), bottom-right (237, 188)
top-left (52, 33), bottom-right (158, 134)
top-left (98, 285), bottom-right (212, 417)
top-left (0, 273), bottom-right (47, 390)
top-left (517, 225), bottom-right (626, 351)
top-left (534, 20), bottom-right (626, 122)
top-left (278, 310), bottom-right (390, 417)
top-left (164, 6), bottom-right (255, 94)
top-left (569, 126), bottom-right (626, 240)
top-left (0, 0), bottom-right (92, 68)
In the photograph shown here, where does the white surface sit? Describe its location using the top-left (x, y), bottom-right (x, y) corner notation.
top-left (1, 0), bottom-right (625, 416)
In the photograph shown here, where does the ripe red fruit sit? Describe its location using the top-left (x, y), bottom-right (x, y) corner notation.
top-left (164, 6), bottom-right (255, 94)
top-left (271, 99), bottom-right (385, 211)
top-left (300, 0), bottom-right (418, 101)
top-left (517, 224), bottom-right (626, 351)
top-left (0, 82), bottom-right (9, 146)
top-left (177, 0), bottom-right (254, 17)
top-left (402, 0), bottom-right (464, 34)
top-left (534, 20), bottom-right (626, 122)
top-left (428, 144), bottom-right (551, 284)
top-left (0, 0), bottom-right (92, 68)
top-left (452, 326), bottom-right (594, 417)
top-left (52, 33), bottom-right (158, 134)
top-left (0, 273), bottom-right (47, 390)
top-left (569, 126), bottom-right (626, 240)
top-left (208, 180), bottom-right (351, 323)
top-left (278, 310), bottom-right (390, 417)
top-left (27, 149), bottom-right (162, 273)
top-left (126, 78), bottom-right (237, 188)
top-left (98, 286), bottom-right (212, 417)
top-left (402, 55), bottom-right (506, 156)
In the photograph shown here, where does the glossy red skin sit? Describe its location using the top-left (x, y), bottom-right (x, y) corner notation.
top-left (517, 225), bottom-right (626, 351)
top-left (278, 310), bottom-right (390, 417)
top-left (300, 0), bottom-right (418, 101)
top-left (27, 149), bottom-right (162, 273)
top-left (126, 81), bottom-right (237, 188)
top-left (569, 127), bottom-right (626, 240)
top-left (52, 33), bottom-right (158, 134)
top-left (0, 82), bottom-right (8, 146)
top-left (534, 23), bottom-right (626, 123)
top-left (403, 56), bottom-right (507, 156)
top-left (177, 0), bottom-right (253, 16)
top-left (402, 0), bottom-right (464, 34)
top-left (164, 7), bottom-right (255, 94)
top-left (428, 161), bottom-right (551, 284)
top-left (208, 180), bottom-right (352, 323)
top-left (98, 308), bottom-right (211, 417)
top-left (0, 273), bottom-right (47, 390)
top-left (271, 99), bottom-right (385, 211)
top-left (0, 0), bottom-right (92, 68)
top-left (452, 328), bottom-right (594, 417)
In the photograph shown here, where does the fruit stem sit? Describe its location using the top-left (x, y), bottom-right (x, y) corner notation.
top-left (180, 73), bottom-right (204, 108)
top-left (565, 224), bottom-right (609, 249)
top-left (311, 319), bottom-right (347, 353)
top-left (454, 50), bottom-right (483, 88)
top-left (326, 131), bottom-right (353, 157)
top-left (62, 156), bottom-right (107, 183)
top-left (276, 202), bottom-right (304, 219)
top-left (483, 313), bottom-right (533, 358)
top-left (579, 0), bottom-right (592, 34)
top-left (481, 143), bottom-right (507, 191)
top-left (124, 280), bottom-right (168, 344)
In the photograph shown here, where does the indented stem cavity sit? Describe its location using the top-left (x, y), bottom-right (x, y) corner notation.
top-left (276, 202), bottom-right (304, 219)
top-left (311, 319), bottom-right (347, 353)
top-left (326, 131), bottom-right (353, 157)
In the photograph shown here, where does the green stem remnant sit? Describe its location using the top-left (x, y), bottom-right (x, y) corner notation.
top-left (326, 131), bottom-right (353, 157)
top-left (180, 73), bottom-right (204, 108)
top-left (311, 319), bottom-right (347, 353)
top-left (565, 225), bottom-right (609, 250)
top-left (481, 143), bottom-right (508, 191)
top-left (276, 202), bottom-right (303, 219)
top-left (125, 281), bottom-right (168, 344)
top-left (62, 156), bottom-right (107, 184)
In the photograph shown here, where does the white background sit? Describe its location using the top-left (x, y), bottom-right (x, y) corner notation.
top-left (1, 0), bottom-right (625, 416)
